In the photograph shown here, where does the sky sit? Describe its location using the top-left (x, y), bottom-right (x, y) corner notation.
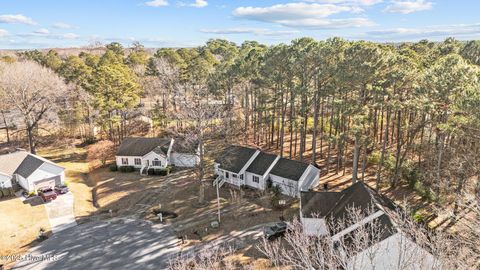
top-left (0, 0), bottom-right (479, 49)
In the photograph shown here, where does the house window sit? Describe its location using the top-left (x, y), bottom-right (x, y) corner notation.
top-left (121, 158), bottom-right (129, 165)
top-left (239, 174), bottom-right (244, 180)
top-left (232, 174), bottom-right (237, 179)
top-left (253, 175), bottom-right (260, 183)
top-left (152, 158), bottom-right (161, 167)
top-left (134, 158), bottom-right (141, 166)
top-left (225, 172), bottom-right (229, 178)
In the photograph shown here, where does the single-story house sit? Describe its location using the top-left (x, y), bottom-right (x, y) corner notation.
top-left (115, 137), bottom-right (199, 174)
top-left (0, 150), bottom-right (66, 193)
top-left (214, 145), bottom-right (320, 197)
top-left (214, 145), bottom-right (260, 186)
top-left (300, 181), bottom-right (437, 269)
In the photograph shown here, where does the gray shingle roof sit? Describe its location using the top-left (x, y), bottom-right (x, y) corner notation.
top-left (116, 137), bottom-right (171, 157)
top-left (14, 154), bottom-right (45, 178)
top-left (301, 191), bottom-right (342, 218)
top-left (301, 181), bottom-right (397, 238)
top-left (269, 158), bottom-right (309, 181)
top-left (215, 145), bottom-right (258, 174)
top-left (0, 151), bottom-right (29, 176)
top-left (246, 152), bottom-right (278, 176)
top-left (172, 138), bottom-right (199, 154)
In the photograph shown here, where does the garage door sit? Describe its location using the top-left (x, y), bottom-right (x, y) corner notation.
top-left (34, 177), bottom-right (56, 191)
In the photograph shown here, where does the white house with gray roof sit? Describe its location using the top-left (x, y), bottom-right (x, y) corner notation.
top-left (214, 145), bottom-right (320, 197)
top-left (300, 182), bottom-right (437, 269)
top-left (0, 150), bottom-right (65, 193)
top-left (115, 137), bottom-right (200, 174)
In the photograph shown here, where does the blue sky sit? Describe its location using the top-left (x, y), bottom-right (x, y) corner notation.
top-left (0, 0), bottom-right (479, 49)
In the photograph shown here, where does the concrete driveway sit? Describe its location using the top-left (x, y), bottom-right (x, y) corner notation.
top-left (13, 219), bottom-right (181, 270)
top-left (44, 192), bottom-right (76, 233)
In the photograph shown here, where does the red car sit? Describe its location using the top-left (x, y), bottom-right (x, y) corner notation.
top-left (38, 187), bottom-right (57, 202)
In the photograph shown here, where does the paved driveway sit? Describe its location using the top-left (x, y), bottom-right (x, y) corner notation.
top-left (44, 192), bottom-right (76, 233)
top-left (13, 219), bottom-right (180, 270)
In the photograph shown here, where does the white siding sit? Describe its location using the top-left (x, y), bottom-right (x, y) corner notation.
top-left (298, 165), bottom-right (320, 192)
top-left (347, 232), bottom-right (438, 270)
top-left (171, 152), bottom-right (198, 167)
top-left (142, 151), bottom-right (168, 168)
top-left (116, 156), bottom-right (143, 168)
top-left (245, 172), bottom-right (265, 190)
top-left (0, 173), bottom-right (12, 188)
top-left (301, 217), bottom-right (329, 236)
top-left (269, 174), bottom-right (298, 197)
top-left (17, 175), bottom-right (32, 192)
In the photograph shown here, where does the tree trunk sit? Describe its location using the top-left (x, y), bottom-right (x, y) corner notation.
top-left (352, 134), bottom-right (360, 184)
top-left (376, 109), bottom-right (390, 191)
top-left (311, 90), bottom-right (319, 164)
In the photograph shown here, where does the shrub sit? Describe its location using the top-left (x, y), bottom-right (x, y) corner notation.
top-left (109, 164), bottom-right (118, 172)
top-left (86, 140), bottom-right (115, 167)
top-left (413, 210), bottom-right (428, 224)
top-left (119, 166), bottom-right (134, 173)
top-left (368, 150), bottom-right (381, 165)
top-left (147, 168), bottom-right (155, 175)
top-left (159, 169), bottom-right (168, 176)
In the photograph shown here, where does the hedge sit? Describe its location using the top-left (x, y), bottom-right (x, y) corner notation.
top-left (109, 164), bottom-right (118, 172)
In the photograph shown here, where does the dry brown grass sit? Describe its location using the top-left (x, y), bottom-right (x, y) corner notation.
top-left (38, 145), bottom-right (97, 219)
top-left (0, 197), bottom-right (50, 265)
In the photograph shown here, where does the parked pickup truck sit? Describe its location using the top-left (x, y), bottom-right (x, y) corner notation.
top-left (38, 187), bottom-right (57, 202)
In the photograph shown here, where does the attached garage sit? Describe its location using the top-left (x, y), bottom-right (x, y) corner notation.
top-left (0, 150), bottom-right (65, 193)
top-left (171, 152), bottom-right (199, 167)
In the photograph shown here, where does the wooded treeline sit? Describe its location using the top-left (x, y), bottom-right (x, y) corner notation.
top-left (0, 38), bottom-right (479, 206)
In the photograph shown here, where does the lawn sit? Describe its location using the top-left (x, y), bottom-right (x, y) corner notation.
top-left (38, 145), bottom-right (97, 219)
top-left (0, 197), bottom-right (50, 265)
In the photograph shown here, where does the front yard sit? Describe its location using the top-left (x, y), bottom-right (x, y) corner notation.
top-left (89, 166), bottom-right (297, 265)
top-left (0, 197), bottom-right (50, 265)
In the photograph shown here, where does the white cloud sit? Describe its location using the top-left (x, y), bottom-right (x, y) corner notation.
top-left (200, 27), bottom-right (299, 36)
top-left (178, 0), bottom-right (208, 8)
top-left (145, 0), bottom-right (169, 7)
top-left (62, 33), bottom-right (80, 40)
top-left (34, 28), bottom-right (50, 35)
top-left (384, 0), bottom-right (433, 14)
top-left (366, 23), bottom-right (480, 40)
top-left (304, 0), bottom-right (382, 6)
top-left (53, 22), bottom-right (74, 29)
top-left (0, 14), bottom-right (36, 25)
top-left (0, 29), bottom-right (8, 37)
top-left (233, 3), bottom-right (374, 29)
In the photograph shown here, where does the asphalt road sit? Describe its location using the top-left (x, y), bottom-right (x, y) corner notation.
top-left (12, 219), bottom-right (180, 270)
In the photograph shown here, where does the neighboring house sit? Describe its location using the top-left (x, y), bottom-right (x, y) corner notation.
top-left (115, 137), bottom-right (199, 174)
top-left (0, 171), bottom-right (12, 189)
top-left (300, 181), bottom-right (437, 269)
top-left (0, 150), bottom-right (66, 193)
top-left (214, 145), bottom-right (320, 197)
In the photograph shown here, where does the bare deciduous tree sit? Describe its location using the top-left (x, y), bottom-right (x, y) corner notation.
top-left (0, 61), bottom-right (67, 153)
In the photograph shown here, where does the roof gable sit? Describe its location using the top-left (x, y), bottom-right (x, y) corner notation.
top-left (116, 137), bottom-right (172, 157)
top-left (246, 152), bottom-right (278, 176)
top-left (215, 145), bottom-right (258, 174)
top-left (14, 154), bottom-right (45, 178)
top-left (270, 158), bottom-right (309, 181)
